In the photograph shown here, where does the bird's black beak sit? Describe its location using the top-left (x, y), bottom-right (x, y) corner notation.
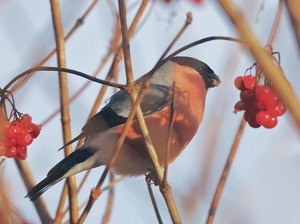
top-left (206, 72), bottom-right (221, 88)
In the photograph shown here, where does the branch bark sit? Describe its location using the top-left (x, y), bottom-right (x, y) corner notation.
top-left (57, 0), bottom-right (148, 222)
top-left (101, 173), bottom-right (115, 224)
top-left (77, 78), bottom-right (150, 224)
top-left (285, 0), bottom-right (300, 51)
top-left (118, 0), bottom-right (181, 223)
top-left (50, 0), bottom-right (78, 222)
top-left (205, 120), bottom-right (246, 224)
top-left (15, 160), bottom-right (52, 223)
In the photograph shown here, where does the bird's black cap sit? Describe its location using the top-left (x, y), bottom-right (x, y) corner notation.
top-left (171, 56), bottom-right (221, 89)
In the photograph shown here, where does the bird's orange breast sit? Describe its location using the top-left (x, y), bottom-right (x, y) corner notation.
top-left (116, 65), bottom-right (207, 167)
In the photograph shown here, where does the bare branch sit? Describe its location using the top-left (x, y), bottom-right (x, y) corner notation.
top-left (15, 160), bottom-right (52, 223)
top-left (101, 173), bottom-right (115, 224)
top-left (285, 0), bottom-right (300, 51)
top-left (118, 0), bottom-right (181, 222)
top-left (163, 82), bottom-right (176, 185)
top-left (205, 120), bottom-right (246, 224)
top-left (155, 12), bottom-right (193, 67)
top-left (50, 0), bottom-right (78, 222)
top-left (146, 177), bottom-right (163, 224)
top-left (77, 79), bottom-right (150, 223)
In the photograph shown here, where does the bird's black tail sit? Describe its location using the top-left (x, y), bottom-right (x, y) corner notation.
top-left (26, 170), bottom-right (63, 201)
top-left (26, 148), bottom-right (94, 201)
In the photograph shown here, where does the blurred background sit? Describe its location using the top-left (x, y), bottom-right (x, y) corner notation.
top-left (0, 0), bottom-right (300, 223)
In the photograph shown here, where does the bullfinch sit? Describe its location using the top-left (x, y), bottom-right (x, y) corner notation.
top-left (27, 56), bottom-right (220, 200)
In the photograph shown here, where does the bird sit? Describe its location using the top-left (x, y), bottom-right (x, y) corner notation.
top-left (26, 56), bottom-right (220, 201)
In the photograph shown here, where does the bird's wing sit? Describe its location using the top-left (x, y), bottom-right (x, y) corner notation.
top-left (81, 83), bottom-right (171, 137)
top-left (58, 80), bottom-right (171, 151)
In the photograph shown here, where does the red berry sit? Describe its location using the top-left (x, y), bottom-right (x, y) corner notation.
top-left (276, 102), bottom-right (287, 116)
top-left (6, 137), bottom-right (17, 148)
top-left (263, 116), bottom-right (278, 129)
top-left (234, 76), bottom-right (245, 90)
top-left (234, 101), bottom-right (246, 113)
top-left (243, 111), bottom-right (255, 122)
top-left (264, 92), bottom-right (279, 109)
top-left (243, 75), bottom-right (256, 90)
top-left (268, 102), bottom-right (287, 117)
top-left (17, 133), bottom-right (33, 146)
top-left (191, 0), bottom-right (203, 4)
top-left (7, 125), bottom-right (18, 139)
top-left (15, 146), bottom-right (27, 160)
top-left (5, 147), bottom-right (17, 158)
top-left (29, 124), bottom-right (41, 138)
top-left (248, 117), bottom-right (261, 128)
top-left (255, 111), bottom-right (271, 125)
top-left (240, 89), bottom-right (254, 103)
top-left (255, 86), bottom-right (272, 100)
top-left (255, 99), bottom-right (266, 110)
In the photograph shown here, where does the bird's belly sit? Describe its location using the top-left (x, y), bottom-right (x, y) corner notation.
top-left (86, 132), bottom-right (153, 176)
top-left (127, 103), bottom-right (203, 167)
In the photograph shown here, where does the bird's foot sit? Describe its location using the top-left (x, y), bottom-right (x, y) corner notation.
top-left (145, 169), bottom-right (159, 186)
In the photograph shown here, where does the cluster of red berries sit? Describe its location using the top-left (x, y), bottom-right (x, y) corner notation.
top-left (0, 114), bottom-right (41, 160)
top-left (234, 75), bottom-right (286, 128)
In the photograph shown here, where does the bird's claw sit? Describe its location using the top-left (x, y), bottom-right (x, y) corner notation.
top-left (145, 169), bottom-right (159, 186)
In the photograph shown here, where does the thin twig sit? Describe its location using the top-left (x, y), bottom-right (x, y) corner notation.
top-left (205, 120), bottom-right (246, 224)
top-left (146, 177), bottom-right (163, 224)
top-left (2, 36), bottom-right (241, 100)
top-left (14, 160), bottom-right (52, 223)
top-left (55, 27), bottom-right (120, 223)
top-left (118, 0), bottom-right (181, 223)
top-left (56, 0), bottom-right (147, 220)
top-left (50, 0), bottom-right (78, 222)
top-left (118, 0), bottom-right (135, 86)
top-left (77, 79), bottom-right (150, 223)
top-left (155, 12), bottom-right (193, 67)
top-left (101, 172), bottom-right (115, 224)
top-left (53, 9), bottom-right (120, 224)
top-left (151, 36), bottom-right (241, 73)
top-left (267, 0), bottom-right (283, 45)
top-left (42, 0), bottom-right (120, 125)
top-left (285, 0), bottom-right (300, 51)
top-left (41, 44), bottom-right (116, 126)
top-left (46, 0), bottom-right (120, 127)
top-left (219, 0), bottom-right (300, 131)
top-left (61, 177), bottom-right (124, 223)
top-left (0, 158), bottom-right (4, 167)
top-left (163, 82), bottom-right (176, 185)
top-left (3, 67), bottom-right (125, 94)
top-left (181, 47), bottom-right (243, 219)
top-left (10, 0), bottom-right (101, 93)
